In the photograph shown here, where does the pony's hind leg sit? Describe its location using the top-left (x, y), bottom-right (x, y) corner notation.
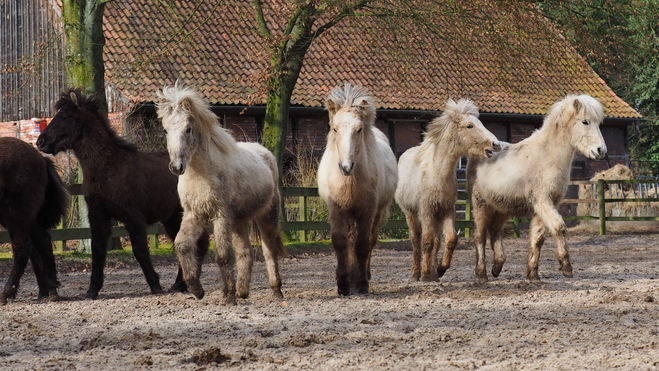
top-left (255, 210), bottom-right (285, 299)
top-left (405, 213), bottom-right (422, 281)
top-left (419, 214), bottom-right (440, 281)
top-left (175, 213), bottom-right (208, 300)
top-left (213, 219), bottom-right (237, 305)
top-left (437, 214), bottom-right (458, 278)
top-left (30, 226), bottom-right (60, 301)
top-left (233, 222), bottom-right (255, 300)
top-left (472, 200), bottom-right (493, 283)
top-left (488, 212), bottom-right (509, 278)
top-left (526, 216), bottom-right (546, 282)
top-left (1, 227), bottom-right (32, 304)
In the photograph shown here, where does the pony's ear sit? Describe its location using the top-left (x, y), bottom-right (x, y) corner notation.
top-left (326, 99), bottom-right (338, 115)
top-left (355, 99), bottom-right (369, 116)
top-left (181, 97), bottom-right (192, 112)
top-left (572, 97), bottom-right (582, 112)
top-left (70, 91), bottom-right (78, 106)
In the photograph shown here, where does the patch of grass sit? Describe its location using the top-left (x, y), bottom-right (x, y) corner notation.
top-left (284, 240), bottom-right (333, 255)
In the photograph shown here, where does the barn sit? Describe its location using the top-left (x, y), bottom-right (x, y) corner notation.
top-left (0, 0), bottom-right (642, 180)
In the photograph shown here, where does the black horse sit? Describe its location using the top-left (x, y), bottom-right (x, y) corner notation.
top-left (0, 137), bottom-right (70, 304)
top-left (37, 88), bottom-right (209, 299)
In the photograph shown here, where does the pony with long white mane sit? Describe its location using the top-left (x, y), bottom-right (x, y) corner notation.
top-left (467, 94), bottom-right (607, 282)
top-left (318, 83), bottom-right (398, 296)
top-left (395, 99), bottom-right (501, 281)
top-left (157, 82), bottom-right (286, 305)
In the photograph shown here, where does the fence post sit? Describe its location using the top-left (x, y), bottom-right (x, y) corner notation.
top-left (598, 178), bottom-right (606, 235)
top-left (513, 217), bottom-right (520, 238)
top-left (464, 196), bottom-right (471, 238)
top-left (298, 195), bottom-right (307, 242)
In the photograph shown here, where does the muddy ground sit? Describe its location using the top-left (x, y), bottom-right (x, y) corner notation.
top-left (1, 230), bottom-right (659, 370)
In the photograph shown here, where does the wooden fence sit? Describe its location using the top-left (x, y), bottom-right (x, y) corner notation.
top-left (2, 179), bottom-right (659, 249)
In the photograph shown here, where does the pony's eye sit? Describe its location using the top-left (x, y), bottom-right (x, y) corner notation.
top-left (467, 124), bottom-right (474, 129)
top-left (186, 127), bottom-right (192, 134)
top-left (582, 120), bottom-right (590, 126)
top-left (357, 128), bottom-right (362, 133)
top-left (163, 129), bottom-right (168, 135)
top-left (333, 128), bottom-right (337, 133)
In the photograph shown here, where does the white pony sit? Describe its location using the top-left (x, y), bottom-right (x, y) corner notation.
top-left (396, 99), bottom-right (501, 281)
top-left (317, 83), bottom-right (398, 296)
top-left (468, 94), bottom-right (607, 282)
top-left (157, 82), bottom-right (286, 305)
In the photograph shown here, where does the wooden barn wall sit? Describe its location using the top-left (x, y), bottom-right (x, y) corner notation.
top-left (0, 0), bottom-right (66, 122)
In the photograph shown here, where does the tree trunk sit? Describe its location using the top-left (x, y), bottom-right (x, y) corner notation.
top-left (61, 0), bottom-right (107, 111)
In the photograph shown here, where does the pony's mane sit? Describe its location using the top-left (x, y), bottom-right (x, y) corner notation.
top-left (56, 88), bottom-right (137, 152)
top-left (157, 82), bottom-right (235, 154)
top-left (423, 98), bottom-right (479, 142)
top-left (326, 83), bottom-right (376, 126)
top-left (544, 94), bottom-right (604, 128)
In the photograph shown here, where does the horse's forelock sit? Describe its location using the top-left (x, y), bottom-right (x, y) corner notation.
top-left (548, 94), bottom-right (604, 127)
top-left (326, 83), bottom-right (376, 125)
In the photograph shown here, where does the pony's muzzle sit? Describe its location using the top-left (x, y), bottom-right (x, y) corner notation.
top-left (592, 146), bottom-right (607, 160)
top-left (339, 162), bottom-right (355, 176)
top-left (169, 162), bottom-right (186, 175)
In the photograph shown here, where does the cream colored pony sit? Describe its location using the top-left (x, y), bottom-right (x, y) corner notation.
top-left (468, 94), bottom-right (607, 282)
top-left (317, 83), bottom-right (398, 296)
top-left (396, 99), bottom-right (501, 281)
top-left (157, 82), bottom-right (286, 305)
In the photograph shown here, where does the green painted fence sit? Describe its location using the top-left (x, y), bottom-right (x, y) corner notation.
top-left (1, 179), bottom-right (658, 247)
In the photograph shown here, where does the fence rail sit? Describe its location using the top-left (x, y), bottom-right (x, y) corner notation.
top-left (2, 179), bottom-right (659, 248)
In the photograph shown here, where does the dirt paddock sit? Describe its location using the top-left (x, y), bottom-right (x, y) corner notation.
top-left (2, 230), bottom-right (659, 370)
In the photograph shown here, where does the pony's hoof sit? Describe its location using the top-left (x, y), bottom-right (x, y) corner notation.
top-left (85, 291), bottom-right (99, 300)
top-left (477, 276), bottom-right (488, 284)
top-left (150, 285), bottom-right (164, 295)
top-left (237, 291), bottom-right (249, 300)
top-left (189, 284), bottom-right (205, 300)
top-left (272, 288), bottom-right (284, 299)
top-left (437, 266), bottom-right (448, 278)
top-left (411, 273), bottom-right (420, 282)
top-left (492, 265), bottom-right (503, 278)
top-left (337, 284), bottom-right (350, 296)
top-left (169, 281), bottom-right (187, 293)
top-left (356, 282), bottom-right (369, 294)
top-left (420, 274), bottom-right (438, 282)
top-left (527, 276), bottom-right (541, 283)
top-left (560, 264), bottom-right (574, 277)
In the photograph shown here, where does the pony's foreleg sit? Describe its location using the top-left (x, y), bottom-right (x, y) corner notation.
top-left (488, 212), bottom-right (509, 278)
top-left (233, 223), bottom-right (254, 299)
top-left (526, 216), bottom-right (546, 282)
top-left (354, 212), bottom-right (376, 294)
top-left (213, 219), bottom-right (237, 305)
top-left (330, 208), bottom-right (351, 296)
top-left (125, 221), bottom-right (162, 295)
top-left (437, 214), bottom-right (458, 278)
top-left (535, 203), bottom-right (573, 278)
top-left (405, 213), bottom-right (422, 281)
top-left (86, 212), bottom-right (112, 299)
top-left (175, 213), bottom-right (207, 300)
top-left (1, 227), bottom-right (32, 305)
top-left (255, 207), bottom-right (285, 299)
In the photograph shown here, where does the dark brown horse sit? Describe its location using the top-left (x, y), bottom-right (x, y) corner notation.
top-left (36, 88), bottom-right (209, 299)
top-left (0, 137), bottom-right (70, 304)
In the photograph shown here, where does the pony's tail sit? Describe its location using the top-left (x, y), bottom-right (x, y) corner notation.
top-left (37, 158), bottom-right (71, 230)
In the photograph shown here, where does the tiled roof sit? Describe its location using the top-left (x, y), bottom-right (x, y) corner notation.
top-left (103, 0), bottom-right (641, 119)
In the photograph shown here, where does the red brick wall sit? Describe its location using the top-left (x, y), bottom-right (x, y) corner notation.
top-left (296, 117), bottom-right (328, 152)
top-left (225, 115), bottom-right (259, 142)
top-left (392, 121), bottom-right (422, 154)
top-left (510, 123), bottom-right (539, 143)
